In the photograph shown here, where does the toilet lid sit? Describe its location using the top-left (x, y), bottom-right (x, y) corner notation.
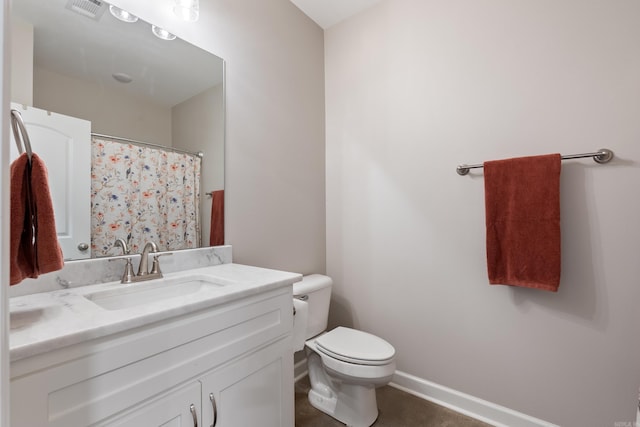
top-left (315, 327), bottom-right (395, 366)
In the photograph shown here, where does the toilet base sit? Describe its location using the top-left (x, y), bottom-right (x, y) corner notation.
top-left (309, 383), bottom-right (378, 427)
top-left (308, 388), bottom-right (338, 418)
top-left (306, 353), bottom-right (379, 427)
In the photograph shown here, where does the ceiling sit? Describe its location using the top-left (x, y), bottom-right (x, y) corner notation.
top-left (12, 0), bottom-right (223, 108)
top-left (289, 0), bottom-right (383, 29)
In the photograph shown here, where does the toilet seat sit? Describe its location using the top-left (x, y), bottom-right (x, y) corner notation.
top-left (314, 327), bottom-right (395, 366)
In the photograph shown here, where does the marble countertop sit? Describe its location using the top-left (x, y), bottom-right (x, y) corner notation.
top-left (9, 263), bottom-right (302, 362)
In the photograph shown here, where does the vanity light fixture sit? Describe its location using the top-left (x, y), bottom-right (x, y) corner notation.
top-left (151, 25), bottom-right (177, 41)
top-left (173, 0), bottom-right (199, 22)
top-left (108, 5), bottom-right (138, 23)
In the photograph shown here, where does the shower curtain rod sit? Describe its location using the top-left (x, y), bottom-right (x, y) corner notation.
top-left (91, 132), bottom-right (204, 158)
top-left (456, 148), bottom-right (614, 176)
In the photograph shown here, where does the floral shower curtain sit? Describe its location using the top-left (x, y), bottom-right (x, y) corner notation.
top-left (91, 137), bottom-right (201, 257)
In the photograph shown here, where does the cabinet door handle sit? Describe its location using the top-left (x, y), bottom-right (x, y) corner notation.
top-left (190, 403), bottom-right (199, 427)
top-left (209, 393), bottom-right (218, 427)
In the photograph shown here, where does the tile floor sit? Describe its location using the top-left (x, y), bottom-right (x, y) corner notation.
top-left (295, 377), bottom-right (493, 427)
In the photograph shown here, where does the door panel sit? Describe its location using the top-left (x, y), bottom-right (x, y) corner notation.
top-left (10, 104), bottom-right (91, 259)
top-left (104, 382), bottom-right (201, 427)
top-left (200, 339), bottom-right (293, 427)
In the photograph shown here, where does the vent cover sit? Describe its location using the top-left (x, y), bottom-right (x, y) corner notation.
top-left (65, 0), bottom-right (107, 20)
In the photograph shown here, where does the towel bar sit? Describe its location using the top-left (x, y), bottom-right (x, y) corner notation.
top-left (456, 148), bottom-right (614, 176)
top-left (10, 109), bottom-right (33, 165)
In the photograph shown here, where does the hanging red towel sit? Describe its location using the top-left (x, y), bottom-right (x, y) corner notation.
top-left (10, 153), bottom-right (64, 285)
top-left (484, 153), bottom-right (561, 291)
top-left (209, 190), bottom-right (224, 246)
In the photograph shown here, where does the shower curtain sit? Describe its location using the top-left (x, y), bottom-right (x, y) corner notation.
top-left (91, 137), bottom-right (201, 257)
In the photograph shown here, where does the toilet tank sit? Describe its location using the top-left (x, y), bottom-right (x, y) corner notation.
top-left (293, 274), bottom-right (332, 339)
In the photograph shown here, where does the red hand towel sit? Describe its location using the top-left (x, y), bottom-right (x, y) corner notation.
top-left (484, 154), bottom-right (561, 291)
top-left (31, 153), bottom-right (64, 274)
top-left (10, 153), bottom-right (35, 285)
top-left (209, 190), bottom-right (224, 246)
top-left (10, 153), bottom-right (64, 285)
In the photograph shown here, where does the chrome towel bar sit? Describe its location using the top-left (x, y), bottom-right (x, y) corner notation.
top-left (10, 109), bottom-right (33, 165)
top-left (456, 148), bottom-right (614, 176)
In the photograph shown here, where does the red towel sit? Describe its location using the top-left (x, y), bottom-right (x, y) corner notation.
top-left (484, 154), bottom-right (561, 291)
top-left (209, 190), bottom-right (224, 246)
top-left (10, 153), bottom-right (64, 285)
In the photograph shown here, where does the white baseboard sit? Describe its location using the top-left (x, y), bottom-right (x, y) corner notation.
top-left (390, 370), bottom-right (558, 427)
top-left (293, 359), bottom-right (556, 427)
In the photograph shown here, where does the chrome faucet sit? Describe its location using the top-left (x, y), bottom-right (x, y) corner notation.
top-left (114, 238), bottom-right (130, 255)
top-left (113, 240), bottom-right (171, 284)
top-left (133, 241), bottom-right (172, 282)
top-left (137, 241), bottom-right (158, 277)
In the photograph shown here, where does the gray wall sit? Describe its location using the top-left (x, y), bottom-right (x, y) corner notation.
top-left (112, 0), bottom-right (327, 275)
top-left (325, 1), bottom-right (640, 426)
top-left (34, 67), bottom-right (173, 146)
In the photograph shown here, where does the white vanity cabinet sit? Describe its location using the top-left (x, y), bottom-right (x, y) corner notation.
top-left (103, 382), bottom-right (202, 427)
top-left (10, 286), bottom-right (294, 427)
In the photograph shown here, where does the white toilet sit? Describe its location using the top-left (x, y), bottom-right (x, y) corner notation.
top-left (292, 274), bottom-right (396, 427)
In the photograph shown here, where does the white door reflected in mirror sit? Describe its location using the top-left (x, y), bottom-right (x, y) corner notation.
top-left (9, 104), bottom-right (91, 260)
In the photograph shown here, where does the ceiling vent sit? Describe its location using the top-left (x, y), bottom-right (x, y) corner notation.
top-left (65, 0), bottom-right (107, 20)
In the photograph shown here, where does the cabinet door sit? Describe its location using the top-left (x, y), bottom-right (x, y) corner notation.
top-left (200, 338), bottom-right (294, 427)
top-left (104, 382), bottom-right (201, 427)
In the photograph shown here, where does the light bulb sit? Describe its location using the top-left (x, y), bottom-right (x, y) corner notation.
top-left (109, 5), bottom-right (138, 23)
top-left (151, 25), bottom-right (177, 41)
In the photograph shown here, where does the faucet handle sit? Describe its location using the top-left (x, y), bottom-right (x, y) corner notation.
top-left (150, 253), bottom-right (173, 275)
top-left (112, 257), bottom-right (135, 283)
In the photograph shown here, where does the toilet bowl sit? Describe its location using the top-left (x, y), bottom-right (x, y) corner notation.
top-left (293, 275), bottom-right (396, 427)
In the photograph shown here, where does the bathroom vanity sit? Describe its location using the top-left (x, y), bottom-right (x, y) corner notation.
top-left (9, 263), bottom-right (300, 427)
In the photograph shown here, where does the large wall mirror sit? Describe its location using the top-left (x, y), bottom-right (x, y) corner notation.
top-left (10, 0), bottom-right (225, 261)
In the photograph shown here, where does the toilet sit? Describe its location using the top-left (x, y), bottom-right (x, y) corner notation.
top-left (292, 274), bottom-right (396, 427)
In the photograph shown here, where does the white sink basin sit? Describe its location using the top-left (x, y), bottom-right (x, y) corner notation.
top-left (85, 275), bottom-right (230, 311)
